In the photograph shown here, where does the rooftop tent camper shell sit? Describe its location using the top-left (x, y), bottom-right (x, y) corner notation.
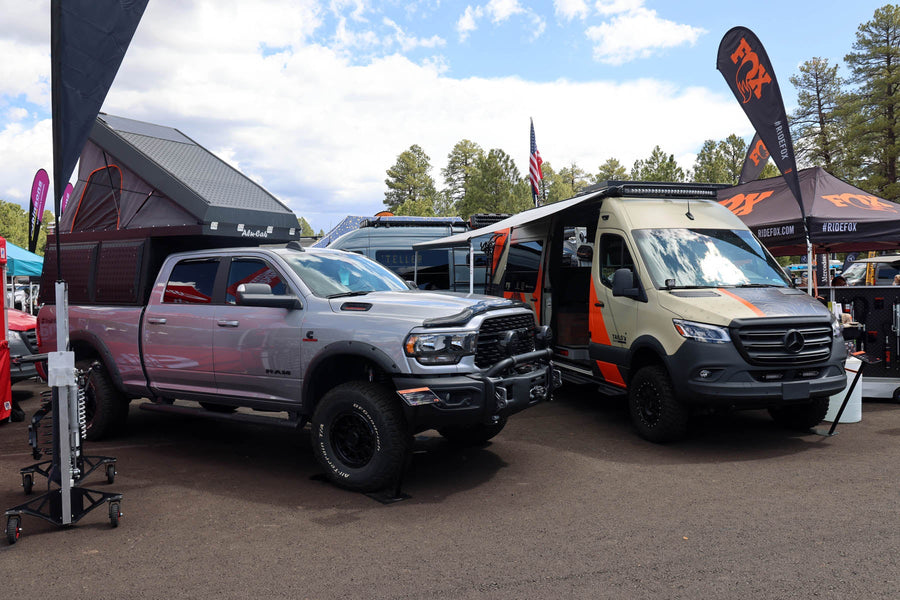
top-left (41, 113), bottom-right (301, 306)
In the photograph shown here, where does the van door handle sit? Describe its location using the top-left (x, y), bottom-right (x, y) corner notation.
top-left (217, 320), bottom-right (240, 328)
top-left (595, 302), bottom-right (604, 308)
top-left (146, 317), bottom-right (167, 325)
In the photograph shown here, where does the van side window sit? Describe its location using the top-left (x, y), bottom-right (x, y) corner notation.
top-left (599, 234), bottom-right (635, 288)
top-left (505, 241), bottom-right (543, 294)
top-left (225, 258), bottom-right (287, 304)
top-left (163, 260), bottom-right (218, 304)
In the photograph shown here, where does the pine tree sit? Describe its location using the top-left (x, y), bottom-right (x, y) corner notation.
top-left (383, 144), bottom-right (437, 213)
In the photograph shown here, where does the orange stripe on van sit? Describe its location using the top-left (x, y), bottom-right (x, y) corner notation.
top-left (717, 287), bottom-right (765, 317)
top-left (596, 360), bottom-right (626, 388)
top-left (588, 278), bottom-right (611, 345)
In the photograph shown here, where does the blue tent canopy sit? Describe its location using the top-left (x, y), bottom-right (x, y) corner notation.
top-left (5, 241), bottom-right (43, 277)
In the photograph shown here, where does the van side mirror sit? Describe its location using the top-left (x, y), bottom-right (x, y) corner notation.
top-left (612, 268), bottom-right (640, 299)
top-left (236, 283), bottom-right (302, 309)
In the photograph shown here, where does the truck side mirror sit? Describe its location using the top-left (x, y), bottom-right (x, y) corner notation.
top-left (236, 283), bottom-right (302, 309)
top-left (612, 268), bottom-right (640, 299)
top-left (405, 280), bottom-right (418, 290)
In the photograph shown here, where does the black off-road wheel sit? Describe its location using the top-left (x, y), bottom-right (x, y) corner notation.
top-left (628, 365), bottom-right (690, 443)
top-left (77, 360), bottom-right (129, 440)
top-left (768, 396), bottom-right (830, 431)
top-left (311, 382), bottom-right (410, 493)
top-left (438, 416), bottom-right (507, 446)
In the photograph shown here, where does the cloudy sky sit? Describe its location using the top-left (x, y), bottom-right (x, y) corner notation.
top-left (0, 0), bottom-right (886, 234)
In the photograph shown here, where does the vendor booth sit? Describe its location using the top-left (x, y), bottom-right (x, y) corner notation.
top-left (720, 168), bottom-right (900, 400)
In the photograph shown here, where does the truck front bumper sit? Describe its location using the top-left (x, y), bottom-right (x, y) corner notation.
top-left (393, 348), bottom-right (560, 432)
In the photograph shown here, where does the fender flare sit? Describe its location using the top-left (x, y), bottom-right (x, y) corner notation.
top-left (68, 330), bottom-right (129, 392)
top-left (301, 340), bottom-right (402, 412)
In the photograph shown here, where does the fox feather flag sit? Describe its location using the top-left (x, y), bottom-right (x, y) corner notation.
top-left (717, 27), bottom-right (805, 221)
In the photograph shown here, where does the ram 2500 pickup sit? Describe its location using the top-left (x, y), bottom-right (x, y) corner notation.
top-left (38, 243), bottom-right (558, 491)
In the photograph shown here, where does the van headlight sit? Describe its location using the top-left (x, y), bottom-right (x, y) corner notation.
top-left (673, 319), bottom-right (731, 344)
top-left (404, 331), bottom-right (478, 365)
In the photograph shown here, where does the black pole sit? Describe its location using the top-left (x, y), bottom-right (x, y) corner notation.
top-left (50, 0), bottom-right (63, 283)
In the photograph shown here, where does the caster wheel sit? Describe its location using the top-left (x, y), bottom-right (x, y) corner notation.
top-left (109, 502), bottom-right (121, 528)
top-left (22, 473), bottom-right (33, 495)
top-left (106, 464), bottom-right (116, 485)
top-left (6, 516), bottom-right (21, 545)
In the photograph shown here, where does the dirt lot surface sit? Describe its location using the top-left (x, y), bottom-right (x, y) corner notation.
top-left (1, 379), bottom-right (899, 599)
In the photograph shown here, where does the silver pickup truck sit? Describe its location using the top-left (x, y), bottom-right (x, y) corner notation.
top-left (38, 244), bottom-right (557, 491)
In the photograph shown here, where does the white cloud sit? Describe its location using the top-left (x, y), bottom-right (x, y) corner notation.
top-left (594, 0), bottom-right (644, 16)
top-left (586, 7), bottom-right (706, 65)
top-left (457, 6), bottom-right (483, 42)
top-left (554, 0), bottom-right (590, 21)
top-left (486, 0), bottom-right (524, 23)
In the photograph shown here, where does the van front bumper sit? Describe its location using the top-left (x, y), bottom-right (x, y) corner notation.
top-left (392, 348), bottom-right (559, 431)
top-left (668, 338), bottom-right (848, 407)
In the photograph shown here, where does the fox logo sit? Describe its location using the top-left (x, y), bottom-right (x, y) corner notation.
top-left (749, 138), bottom-right (770, 166)
top-left (731, 37), bottom-right (772, 103)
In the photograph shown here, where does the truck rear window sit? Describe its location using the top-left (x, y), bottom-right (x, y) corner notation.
top-left (163, 260), bottom-right (217, 304)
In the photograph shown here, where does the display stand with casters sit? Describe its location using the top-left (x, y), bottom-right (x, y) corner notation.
top-left (4, 307), bottom-right (122, 544)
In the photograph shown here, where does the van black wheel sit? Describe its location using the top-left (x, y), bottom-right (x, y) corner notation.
top-left (768, 396), bottom-right (829, 431)
top-left (77, 360), bottom-right (129, 440)
top-left (438, 416), bottom-right (507, 446)
top-left (628, 365), bottom-right (689, 443)
top-left (311, 382), bottom-right (409, 493)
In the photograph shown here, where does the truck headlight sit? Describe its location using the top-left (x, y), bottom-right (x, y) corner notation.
top-left (404, 331), bottom-right (478, 365)
top-left (673, 319), bottom-right (731, 344)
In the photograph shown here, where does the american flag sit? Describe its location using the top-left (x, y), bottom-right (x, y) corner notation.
top-left (529, 119), bottom-right (543, 207)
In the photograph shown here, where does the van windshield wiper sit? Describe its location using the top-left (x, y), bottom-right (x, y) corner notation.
top-left (734, 283), bottom-right (778, 288)
top-left (662, 285), bottom-right (718, 290)
top-left (327, 290), bottom-right (372, 299)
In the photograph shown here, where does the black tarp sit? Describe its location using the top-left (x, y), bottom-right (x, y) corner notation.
top-left (718, 167), bottom-right (900, 255)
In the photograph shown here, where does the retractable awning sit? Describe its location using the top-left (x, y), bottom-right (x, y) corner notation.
top-left (413, 190), bottom-right (605, 251)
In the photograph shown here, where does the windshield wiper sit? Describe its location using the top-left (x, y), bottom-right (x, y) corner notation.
top-left (663, 285), bottom-right (718, 290)
top-left (327, 290), bottom-right (372, 299)
top-left (734, 283), bottom-right (777, 288)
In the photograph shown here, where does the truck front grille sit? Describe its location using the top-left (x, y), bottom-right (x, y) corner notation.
top-left (734, 322), bottom-right (833, 366)
top-left (475, 314), bottom-right (536, 368)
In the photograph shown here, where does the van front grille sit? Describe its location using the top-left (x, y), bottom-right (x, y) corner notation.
top-left (734, 322), bottom-right (833, 366)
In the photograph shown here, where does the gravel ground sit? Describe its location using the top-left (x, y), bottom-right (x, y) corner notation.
top-left (1, 378), bottom-right (899, 599)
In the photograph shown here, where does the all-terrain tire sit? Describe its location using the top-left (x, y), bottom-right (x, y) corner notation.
top-left (78, 360), bottom-right (129, 440)
top-left (311, 381), bottom-right (410, 492)
top-left (768, 396), bottom-right (830, 431)
top-left (628, 365), bottom-right (689, 443)
top-left (438, 416), bottom-right (507, 446)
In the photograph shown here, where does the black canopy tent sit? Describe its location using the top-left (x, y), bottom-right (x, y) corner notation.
top-left (41, 114), bottom-right (301, 306)
top-left (717, 167), bottom-right (900, 256)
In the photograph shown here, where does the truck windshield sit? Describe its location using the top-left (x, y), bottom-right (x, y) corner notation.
top-left (632, 228), bottom-right (790, 289)
top-left (280, 251), bottom-right (409, 297)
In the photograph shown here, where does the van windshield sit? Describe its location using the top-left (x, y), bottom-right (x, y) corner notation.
top-left (632, 228), bottom-right (790, 289)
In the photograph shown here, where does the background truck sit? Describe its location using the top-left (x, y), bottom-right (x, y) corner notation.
top-left (416, 181), bottom-right (848, 442)
top-left (38, 243), bottom-right (556, 491)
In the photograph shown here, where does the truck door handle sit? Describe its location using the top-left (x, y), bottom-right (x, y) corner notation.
top-left (595, 302), bottom-right (604, 308)
top-left (146, 317), bottom-right (167, 325)
top-left (217, 320), bottom-right (240, 328)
